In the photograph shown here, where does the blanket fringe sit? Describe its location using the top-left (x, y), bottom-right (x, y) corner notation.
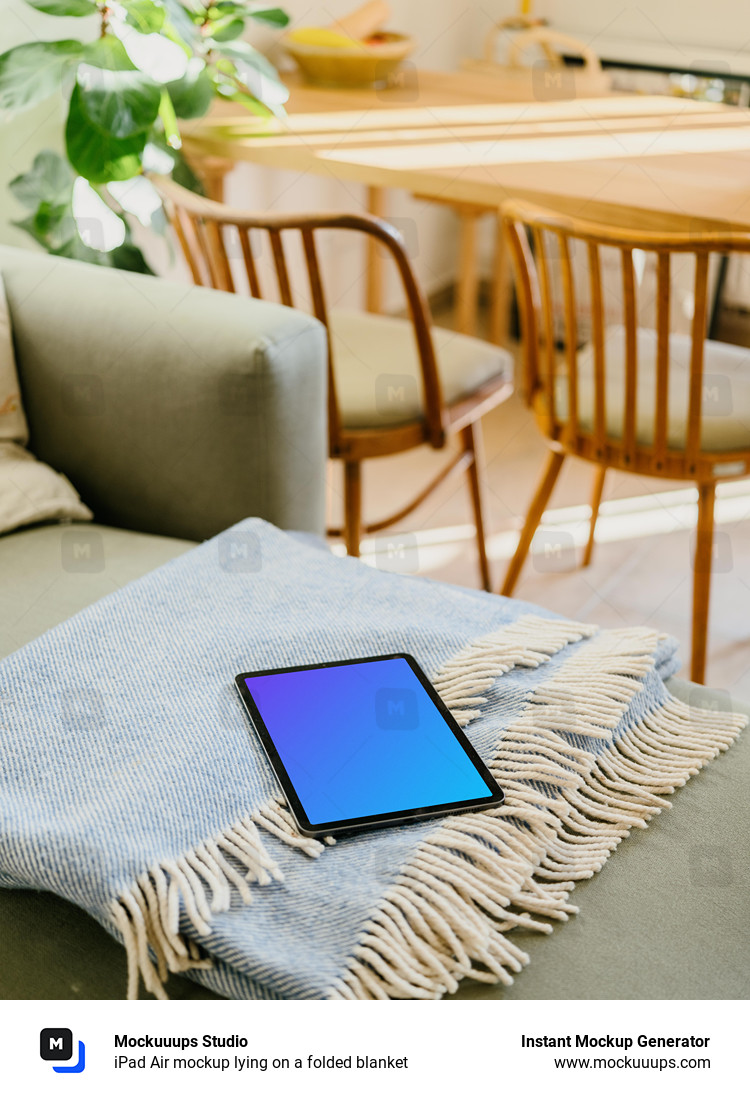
top-left (252, 796), bottom-right (330, 857)
top-left (111, 815), bottom-right (282, 999)
top-left (328, 628), bottom-right (746, 999)
top-left (535, 692), bottom-right (745, 881)
top-left (432, 614), bottom-right (596, 726)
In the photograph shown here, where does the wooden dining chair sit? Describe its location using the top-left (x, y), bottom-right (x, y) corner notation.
top-left (153, 176), bottom-right (514, 589)
top-left (500, 199), bottom-right (750, 682)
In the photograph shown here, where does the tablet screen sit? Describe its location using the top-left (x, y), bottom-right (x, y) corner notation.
top-left (236, 654), bottom-right (503, 837)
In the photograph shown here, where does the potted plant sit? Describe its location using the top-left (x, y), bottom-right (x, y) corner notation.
top-left (0, 0), bottom-right (289, 271)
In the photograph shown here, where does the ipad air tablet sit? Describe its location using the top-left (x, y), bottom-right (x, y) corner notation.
top-left (234, 653), bottom-right (504, 838)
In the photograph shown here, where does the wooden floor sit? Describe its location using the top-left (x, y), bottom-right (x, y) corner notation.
top-left (327, 305), bottom-right (750, 703)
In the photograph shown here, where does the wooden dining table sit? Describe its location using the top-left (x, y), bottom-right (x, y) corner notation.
top-left (181, 68), bottom-right (750, 326)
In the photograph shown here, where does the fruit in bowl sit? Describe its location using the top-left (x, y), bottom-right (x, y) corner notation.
top-left (282, 27), bottom-right (415, 88)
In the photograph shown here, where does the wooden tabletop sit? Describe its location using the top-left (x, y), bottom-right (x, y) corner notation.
top-left (183, 70), bottom-right (750, 233)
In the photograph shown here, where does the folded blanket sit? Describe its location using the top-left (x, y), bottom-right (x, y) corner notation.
top-left (0, 519), bottom-right (745, 999)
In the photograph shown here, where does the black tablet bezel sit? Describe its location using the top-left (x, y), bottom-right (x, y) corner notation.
top-left (234, 652), bottom-right (504, 838)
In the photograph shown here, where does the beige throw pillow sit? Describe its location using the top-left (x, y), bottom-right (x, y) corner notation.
top-left (0, 272), bottom-right (28, 445)
top-left (0, 441), bottom-right (92, 535)
top-left (0, 271), bottom-right (92, 535)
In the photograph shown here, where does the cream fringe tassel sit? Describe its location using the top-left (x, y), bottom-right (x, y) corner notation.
top-left (328, 627), bottom-right (747, 999)
top-left (110, 613), bottom-right (590, 998)
top-left (111, 815), bottom-right (282, 999)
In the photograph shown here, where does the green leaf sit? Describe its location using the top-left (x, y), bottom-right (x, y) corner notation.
top-left (11, 151), bottom-right (153, 273)
top-left (25, 0), bottom-right (98, 15)
top-left (52, 233), bottom-right (152, 272)
top-left (120, 0), bottom-right (166, 34)
top-left (213, 80), bottom-right (274, 121)
top-left (9, 151), bottom-right (74, 211)
top-left (112, 22), bottom-right (189, 82)
top-left (211, 39), bottom-right (288, 109)
top-left (208, 16), bottom-right (245, 42)
top-left (77, 51), bottom-right (161, 137)
top-left (13, 202), bottom-right (77, 251)
top-left (66, 83), bottom-right (146, 183)
top-left (167, 58), bottom-right (214, 118)
top-left (157, 87), bottom-right (180, 147)
top-left (213, 38), bottom-right (284, 82)
top-left (53, 234), bottom-right (113, 262)
top-left (82, 34), bottom-right (136, 71)
top-left (0, 40), bottom-right (82, 111)
top-left (247, 6), bottom-right (289, 28)
top-left (107, 241), bottom-right (153, 273)
top-left (160, 0), bottom-right (201, 47)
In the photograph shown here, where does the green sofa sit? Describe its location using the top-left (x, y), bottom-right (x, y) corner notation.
top-left (0, 247), bottom-right (747, 1000)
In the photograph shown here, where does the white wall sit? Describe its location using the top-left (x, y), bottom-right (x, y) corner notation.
top-left (533, 1), bottom-right (750, 71)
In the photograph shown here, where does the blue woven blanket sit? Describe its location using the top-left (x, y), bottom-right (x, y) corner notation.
top-left (0, 519), bottom-right (744, 999)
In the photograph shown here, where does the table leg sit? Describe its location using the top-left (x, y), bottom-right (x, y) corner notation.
top-left (366, 185), bottom-right (386, 313)
top-left (456, 209), bottom-right (480, 334)
top-left (489, 213), bottom-right (512, 346)
top-left (201, 156), bottom-right (233, 202)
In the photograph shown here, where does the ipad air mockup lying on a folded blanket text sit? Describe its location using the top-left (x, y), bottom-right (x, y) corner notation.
top-left (235, 653), bottom-right (504, 838)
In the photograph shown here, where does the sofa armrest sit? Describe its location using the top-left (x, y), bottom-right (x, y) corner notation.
top-left (0, 246), bottom-right (328, 541)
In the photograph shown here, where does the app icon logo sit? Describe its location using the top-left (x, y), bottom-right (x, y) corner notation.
top-left (40, 1028), bottom-right (86, 1074)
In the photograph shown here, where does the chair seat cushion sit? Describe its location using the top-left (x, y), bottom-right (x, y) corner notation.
top-left (330, 310), bottom-right (513, 429)
top-left (555, 325), bottom-right (750, 452)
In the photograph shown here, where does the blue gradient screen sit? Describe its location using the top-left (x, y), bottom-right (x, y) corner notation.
top-left (244, 657), bottom-right (493, 825)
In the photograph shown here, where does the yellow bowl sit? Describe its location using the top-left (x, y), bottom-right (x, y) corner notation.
top-left (282, 31), bottom-right (415, 88)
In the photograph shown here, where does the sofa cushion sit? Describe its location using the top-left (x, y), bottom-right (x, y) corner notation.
top-left (0, 522), bottom-right (195, 659)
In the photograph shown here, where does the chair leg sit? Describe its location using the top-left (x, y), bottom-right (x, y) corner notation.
top-left (456, 210), bottom-right (481, 335)
top-left (501, 449), bottom-right (565, 597)
top-left (582, 466), bottom-right (607, 568)
top-left (462, 422), bottom-right (492, 592)
top-left (343, 461), bottom-right (362, 558)
top-left (691, 482), bottom-right (716, 684)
